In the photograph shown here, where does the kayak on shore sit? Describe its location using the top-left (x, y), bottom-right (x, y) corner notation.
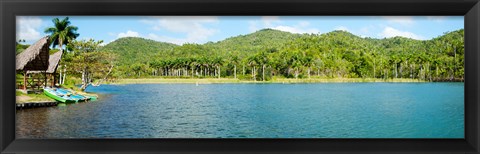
top-left (43, 87), bottom-right (97, 103)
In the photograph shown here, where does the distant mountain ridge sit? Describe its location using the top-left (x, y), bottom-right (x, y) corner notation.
top-left (100, 28), bottom-right (464, 80)
top-left (100, 37), bottom-right (178, 65)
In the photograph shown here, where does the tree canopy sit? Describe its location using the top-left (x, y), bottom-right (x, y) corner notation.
top-left (98, 28), bottom-right (464, 81)
top-left (44, 17), bottom-right (80, 51)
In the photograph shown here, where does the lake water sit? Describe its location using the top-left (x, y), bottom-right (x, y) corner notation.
top-left (16, 83), bottom-right (464, 138)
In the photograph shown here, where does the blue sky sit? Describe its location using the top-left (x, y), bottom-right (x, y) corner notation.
top-left (16, 16), bottom-right (463, 45)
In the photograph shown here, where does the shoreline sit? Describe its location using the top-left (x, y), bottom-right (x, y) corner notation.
top-left (108, 78), bottom-right (433, 85)
top-left (16, 89), bottom-right (99, 109)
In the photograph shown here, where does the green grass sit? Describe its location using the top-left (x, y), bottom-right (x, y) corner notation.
top-left (113, 78), bottom-right (243, 84)
top-left (112, 77), bottom-right (426, 84)
top-left (16, 90), bottom-right (55, 103)
top-left (60, 77), bottom-right (82, 91)
top-left (271, 77), bottom-right (425, 83)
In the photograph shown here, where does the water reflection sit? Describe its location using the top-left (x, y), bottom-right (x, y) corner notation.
top-left (16, 83), bottom-right (464, 138)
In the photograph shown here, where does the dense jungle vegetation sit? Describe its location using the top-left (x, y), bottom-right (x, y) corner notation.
top-left (99, 28), bottom-right (464, 81)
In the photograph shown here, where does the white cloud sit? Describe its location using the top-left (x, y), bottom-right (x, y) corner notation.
top-left (16, 16), bottom-right (43, 42)
top-left (357, 25), bottom-right (380, 38)
top-left (427, 16), bottom-right (446, 22)
top-left (383, 16), bottom-right (414, 26)
top-left (334, 26), bottom-right (349, 31)
top-left (261, 16), bottom-right (280, 27)
top-left (270, 21), bottom-right (320, 34)
top-left (146, 33), bottom-right (188, 45)
top-left (117, 30), bottom-right (140, 38)
top-left (271, 25), bottom-right (320, 34)
top-left (248, 21), bottom-right (259, 32)
top-left (359, 26), bottom-right (370, 34)
top-left (379, 26), bottom-right (424, 40)
top-left (140, 16), bottom-right (219, 44)
top-left (249, 18), bottom-right (320, 34)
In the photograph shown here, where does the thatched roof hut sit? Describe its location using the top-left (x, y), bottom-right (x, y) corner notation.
top-left (28, 51), bottom-right (63, 74)
top-left (45, 51), bottom-right (62, 73)
top-left (16, 36), bottom-right (50, 71)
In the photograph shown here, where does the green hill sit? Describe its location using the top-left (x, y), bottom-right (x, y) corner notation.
top-left (100, 37), bottom-right (178, 65)
top-left (100, 28), bottom-right (464, 81)
top-left (204, 28), bottom-right (301, 55)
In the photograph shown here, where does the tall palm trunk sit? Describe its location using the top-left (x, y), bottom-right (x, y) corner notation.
top-left (243, 65), bottom-right (245, 76)
top-left (59, 48), bottom-right (66, 85)
top-left (59, 65), bottom-right (63, 85)
top-left (295, 68), bottom-right (299, 79)
top-left (394, 63), bottom-right (397, 78)
top-left (234, 65), bottom-right (237, 79)
top-left (62, 64), bottom-right (66, 84)
top-left (308, 67), bottom-right (311, 79)
top-left (454, 46), bottom-right (457, 79)
top-left (253, 66), bottom-right (256, 81)
top-left (373, 58), bottom-right (376, 78)
top-left (262, 64), bottom-right (265, 81)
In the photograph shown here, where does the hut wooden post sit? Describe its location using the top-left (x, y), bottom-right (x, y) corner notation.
top-left (16, 36), bottom-right (51, 91)
top-left (44, 71), bottom-right (47, 88)
top-left (23, 71), bottom-right (27, 90)
top-left (50, 74), bottom-right (54, 87)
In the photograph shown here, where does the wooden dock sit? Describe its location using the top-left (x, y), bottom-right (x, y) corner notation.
top-left (16, 101), bottom-right (58, 109)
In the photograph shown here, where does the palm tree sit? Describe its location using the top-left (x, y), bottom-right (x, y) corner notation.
top-left (44, 17), bottom-right (80, 51)
top-left (44, 17), bottom-right (79, 85)
top-left (213, 57), bottom-right (224, 79)
top-left (256, 51), bottom-right (269, 81)
top-left (230, 54), bottom-right (240, 79)
top-left (247, 55), bottom-right (258, 81)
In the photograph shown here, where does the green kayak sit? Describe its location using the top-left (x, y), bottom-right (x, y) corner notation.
top-left (43, 88), bottom-right (76, 103)
top-left (43, 88), bottom-right (90, 103)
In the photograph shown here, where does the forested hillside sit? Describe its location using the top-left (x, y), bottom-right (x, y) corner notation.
top-left (100, 37), bottom-right (178, 65)
top-left (102, 28), bottom-right (464, 81)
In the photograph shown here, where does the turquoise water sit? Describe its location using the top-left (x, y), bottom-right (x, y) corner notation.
top-left (16, 83), bottom-right (464, 138)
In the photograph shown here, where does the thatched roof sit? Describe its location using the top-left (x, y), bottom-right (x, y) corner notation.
top-left (16, 36), bottom-right (50, 71)
top-left (28, 51), bottom-right (62, 74)
top-left (46, 51), bottom-right (62, 73)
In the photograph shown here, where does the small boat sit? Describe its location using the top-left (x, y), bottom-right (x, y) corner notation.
top-left (43, 87), bottom-right (92, 103)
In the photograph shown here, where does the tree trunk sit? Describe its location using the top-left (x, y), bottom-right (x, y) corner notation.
top-left (262, 64), bottom-right (265, 81)
top-left (373, 59), bottom-right (376, 78)
top-left (410, 64), bottom-right (413, 79)
top-left (59, 67), bottom-right (63, 85)
top-left (395, 63), bottom-right (397, 78)
top-left (243, 65), bottom-right (245, 76)
top-left (308, 67), bottom-right (311, 79)
top-left (295, 68), bottom-right (299, 79)
top-left (386, 70), bottom-right (389, 79)
top-left (80, 70), bottom-right (88, 91)
top-left (454, 46), bottom-right (456, 78)
top-left (218, 66), bottom-right (221, 79)
top-left (93, 65), bottom-right (114, 86)
top-left (62, 65), bottom-right (66, 84)
top-left (253, 66), bottom-right (256, 81)
top-left (234, 65), bottom-right (237, 79)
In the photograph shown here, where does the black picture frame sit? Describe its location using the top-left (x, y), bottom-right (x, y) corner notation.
top-left (1, 0), bottom-right (479, 153)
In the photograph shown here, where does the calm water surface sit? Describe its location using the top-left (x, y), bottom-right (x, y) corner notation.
top-left (16, 83), bottom-right (464, 138)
